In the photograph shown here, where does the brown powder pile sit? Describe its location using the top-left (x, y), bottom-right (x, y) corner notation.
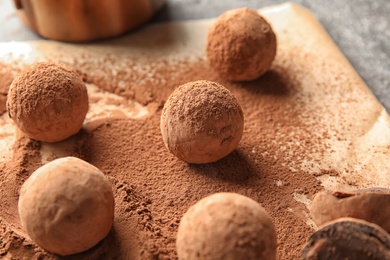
top-left (0, 55), bottom-right (323, 259)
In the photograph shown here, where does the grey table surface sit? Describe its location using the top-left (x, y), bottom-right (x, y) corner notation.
top-left (1, 0), bottom-right (389, 112)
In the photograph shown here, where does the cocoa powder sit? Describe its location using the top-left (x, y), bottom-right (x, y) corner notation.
top-left (2, 4), bottom-right (386, 258)
top-left (0, 55), bottom-right (324, 259)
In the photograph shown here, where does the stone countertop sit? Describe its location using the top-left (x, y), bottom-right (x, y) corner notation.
top-left (1, 0), bottom-right (389, 111)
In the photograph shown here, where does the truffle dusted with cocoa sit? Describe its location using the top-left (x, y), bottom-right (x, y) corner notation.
top-left (18, 157), bottom-right (115, 256)
top-left (206, 8), bottom-right (277, 81)
top-left (301, 218), bottom-right (390, 259)
top-left (309, 188), bottom-right (390, 233)
top-left (176, 192), bottom-right (277, 260)
top-left (7, 62), bottom-right (88, 143)
top-left (160, 80), bottom-right (244, 164)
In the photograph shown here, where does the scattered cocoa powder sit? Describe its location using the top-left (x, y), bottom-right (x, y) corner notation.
top-left (0, 55), bottom-right (324, 259)
top-left (1, 7), bottom-right (381, 258)
top-left (312, 169), bottom-right (339, 177)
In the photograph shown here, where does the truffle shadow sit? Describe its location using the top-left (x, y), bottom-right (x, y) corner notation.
top-left (189, 149), bottom-right (256, 185)
top-left (238, 69), bottom-right (294, 96)
top-left (63, 225), bottom-right (138, 259)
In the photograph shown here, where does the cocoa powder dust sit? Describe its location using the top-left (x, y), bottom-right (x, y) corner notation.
top-left (0, 52), bottom-right (324, 259)
top-left (2, 3), bottom-right (386, 258)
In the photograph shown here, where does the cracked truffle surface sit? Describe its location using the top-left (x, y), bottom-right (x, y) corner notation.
top-left (160, 80), bottom-right (244, 164)
top-left (7, 62), bottom-right (88, 142)
top-left (301, 218), bottom-right (390, 259)
top-left (177, 193), bottom-right (277, 260)
top-left (206, 8), bottom-right (277, 81)
top-left (18, 157), bottom-right (115, 256)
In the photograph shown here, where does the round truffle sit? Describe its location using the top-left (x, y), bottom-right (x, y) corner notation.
top-left (206, 8), bottom-right (277, 81)
top-left (18, 157), bottom-right (115, 256)
top-left (7, 62), bottom-right (89, 143)
top-left (176, 193), bottom-right (277, 260)
top-left (160, 80), bottom-right (244, 164)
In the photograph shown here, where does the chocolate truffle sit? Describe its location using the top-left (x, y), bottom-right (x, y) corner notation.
top-left (7, 62), bottom-right (88, 142)
top-left (18, 157), bottom-right (115, 256)
top-left (206, 8), bottom-right (277, 81)
top-left (309, 188), bottom-right (390, 233)
top-left (177, 193), bottom-right (277, 260)
top-left (301, 218), bottom-right (390, 259)
top-left (160, 80), bottom-right (244, 164)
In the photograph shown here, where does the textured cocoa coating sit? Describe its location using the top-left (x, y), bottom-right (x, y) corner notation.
top-left (18, 157), bottom-right (115, 256)
top-left (176, 192), bottom-right (277, 260)
top-left (309, 189), bottom-right (390, 233)
top-left (7, 62), bottom-right (88, 142)
top-left (301, 218), bottom-right (390, 260)
top-left (160, 80), bottom-right (244, 164)
top-left (206, 8), bottom-right (277, 81)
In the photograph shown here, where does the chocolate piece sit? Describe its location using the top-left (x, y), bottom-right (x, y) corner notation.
top-left (160, 80), bottom-right (244, 163)
top-left (7, 62), bottom-right (88, 143)
top-left (18, 157), bottom-right (115, 256)
top-left (206, 8), bottom-right (277, 81)
top-left (301, 218), bottom-right (390, 260)
top-left (310, 189), bottom-right (390, 233)
top-left (177, 193), bottom-right (277, 260)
